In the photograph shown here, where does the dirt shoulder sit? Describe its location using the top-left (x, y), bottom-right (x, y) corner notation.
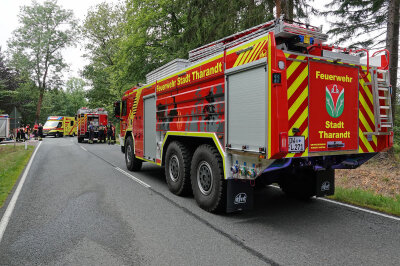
top-left (336, 153), bottom-right (400, 199)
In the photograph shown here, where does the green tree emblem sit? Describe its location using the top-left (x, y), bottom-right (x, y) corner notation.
top-left (326, 84), bottom-right (344, 118)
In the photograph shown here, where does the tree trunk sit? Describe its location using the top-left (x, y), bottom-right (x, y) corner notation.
top-left (275, 0), bottom-right (281, 18)
top-left (385, 0), bottom-right (399, 123)
top-left (35, 87), bottom-right (45, 123)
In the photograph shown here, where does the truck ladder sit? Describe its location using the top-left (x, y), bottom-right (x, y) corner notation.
top-left (367, 69), bottom-right (393, 135)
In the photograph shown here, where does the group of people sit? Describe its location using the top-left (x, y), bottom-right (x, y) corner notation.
top-left (88, 122), bottom-right (115, 144)
top-left (15, 124), bottom-right (43, 141)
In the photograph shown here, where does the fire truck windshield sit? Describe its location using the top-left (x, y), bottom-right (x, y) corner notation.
top-left (44, 121), bottom-right (59, 127)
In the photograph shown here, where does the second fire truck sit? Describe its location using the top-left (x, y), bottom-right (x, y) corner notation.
top-left (115, 18), bottom-right (393, 213)
top-left (76, 107), bottom-right (108, 143)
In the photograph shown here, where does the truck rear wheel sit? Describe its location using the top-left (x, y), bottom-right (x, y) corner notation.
top-left (165, 141), bottom-right (192, 196)
top-left (279, 169), bottom-right (316, 199)
top-left (125, 136), bottom-right (142, 171)
top-left (191, 144), bottom-right (225, 212)
top-left (78, 137), bottom-right (83, 143)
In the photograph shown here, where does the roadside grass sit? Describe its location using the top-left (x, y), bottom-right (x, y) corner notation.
top-left (329, 187), bottom-right (400, 217)
top-left (0, 145), bottom-right (34, 208)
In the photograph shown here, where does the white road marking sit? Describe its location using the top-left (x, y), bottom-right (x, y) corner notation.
top-left (115, 167), bottom-right (151, 188)
top-left (80, 146), bottom-right (87, 152)
top-left (270, 185), bottom-right (400, 221)
top-left (0, 141), bottom-right (42, 243)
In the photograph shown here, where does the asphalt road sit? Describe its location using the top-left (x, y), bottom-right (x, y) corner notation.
top-left (0, 137), bottom-right (399, 265)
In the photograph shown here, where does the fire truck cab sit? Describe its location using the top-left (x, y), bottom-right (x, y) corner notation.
top-left (116, 18), bottom-right (393, 213)
top-left (76, 107), bottom-right (108, 143)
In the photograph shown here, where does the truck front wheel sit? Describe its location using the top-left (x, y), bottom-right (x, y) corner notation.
top-left (125, 136), bottom-right (142, 171)
top-left (165, 141), bottom-right (192, 196)
top-left (191, 144), bottom-right (225, 212)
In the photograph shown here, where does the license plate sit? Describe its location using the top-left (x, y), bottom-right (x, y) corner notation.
top-left (288, 136), bottom-right (305, 153)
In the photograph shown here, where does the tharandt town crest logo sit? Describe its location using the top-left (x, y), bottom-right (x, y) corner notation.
top-left (326, 84), bottom-right (344, 118)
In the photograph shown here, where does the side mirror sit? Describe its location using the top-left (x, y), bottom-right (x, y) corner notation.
top-left (114, 101), bottom-right (121, 118)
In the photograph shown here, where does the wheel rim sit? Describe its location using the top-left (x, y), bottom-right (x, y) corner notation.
top-left (126, 144), bottom-right (132, 164)
top-left (168, 155), bottom-right (180, 182)
top-left (197, 161), bottom-right (213, 195)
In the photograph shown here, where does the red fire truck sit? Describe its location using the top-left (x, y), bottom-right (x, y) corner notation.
top-left (77, 107), bottom-right (108, 143)
top-left (115, 18), bottom-right (393, 213)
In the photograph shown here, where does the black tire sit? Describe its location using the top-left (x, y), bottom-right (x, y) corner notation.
top-left (279, 169), bottom-right (316, 199)
top-left (164, 141), bottom-right (192, 196)
top-left (55, 132), bottom-right (60, 138)
top-left (121, 145), bottom-right (125, 153)
top-left (191, 144), bottom-right (225, 212)
top-left (78, 137), bottom-right (83, 143)
top-left (125, 136), bottom-right (142, 171)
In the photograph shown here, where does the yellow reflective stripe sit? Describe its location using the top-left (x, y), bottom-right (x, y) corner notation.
top-left (247, 40), bottom-right (266, 63)
top-left (359, 92), bottom-right (375, 123)
top-left (227, 35), bottom-right (269, 55)
top-left (288, 86), bottom-right (308, 119)
top-left (359, 112), bottom-right (378, 146)
top-left (359, 128), bottom-right (374, 152)
top-left (267, 34), bottom-right (272, 158)
top-left (242, 42), bottom-right (260, 65)
top-left (233, 52), bottom-right (245, 67)
top-left (287, 66), bottom-right (308, 99)
top-left (286, 56), bottom-right (306, 79)
top-left (359, 77), bottom-right (373, 103)
top-left (289, 107), bottom-right (308, 133)
top-left (161, 131), bottom-right (226, 178)
top-left (136, 156), bottom-right (161, 166)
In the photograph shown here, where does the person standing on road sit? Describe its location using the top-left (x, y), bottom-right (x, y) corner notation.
top-left (88, 122), bottom-right (94, 144)
top-left (33, 123), bottom-right (38, 139)
top-left (98, 124), bottom-right (104, 143)
top-left (20, 126), bottom-right (26, 142)
top-left (25, 124), bottom-right (30, 140)
top-left (38, 123), bottom-right (43, 141)
top-left (107, 123), bottom-right (113, 145)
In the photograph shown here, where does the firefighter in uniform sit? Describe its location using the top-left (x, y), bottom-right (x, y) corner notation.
top-left (88, 122), bottom-right (94, 144)
top-left (98, 124), bottom-right (104, 143)
top-left (38, 123), bottom-right (43, 141)
top-left (107, 123), bottom-right (113, 145)
top-left (33, 123), bottom-right (38, 140)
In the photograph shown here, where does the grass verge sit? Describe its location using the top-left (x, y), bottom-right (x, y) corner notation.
top-left (0, 145), bottom-right (34, 208)
top-left (329, 187), bottom-right (400, 217)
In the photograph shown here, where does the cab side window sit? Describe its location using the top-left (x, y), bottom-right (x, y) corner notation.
top-left (122, 100), bottom-right (127, 116)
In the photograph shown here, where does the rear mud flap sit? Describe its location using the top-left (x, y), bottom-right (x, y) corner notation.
top-left (315, 168), bottom-right (335, 197)
top-left (226, 179), bottom-right (254, 213)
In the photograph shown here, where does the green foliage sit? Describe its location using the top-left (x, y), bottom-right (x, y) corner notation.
top-left (0, 47), bottom-right (24, 115)
top-left (330, 187), bottom-right (400, 216)
top-left (0, 145), bottom-right (34, 208)
top-left (82, 0), bottom-right (314, 107)
top-left (7, 0), bottom-right (78, 121)
top-left (321, 0), bottom-right (388, 48)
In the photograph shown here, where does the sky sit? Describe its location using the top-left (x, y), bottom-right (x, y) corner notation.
top-left (0, 0), bottom-right (119, 83)
top-left (0, 0), bottom-right (330, 86)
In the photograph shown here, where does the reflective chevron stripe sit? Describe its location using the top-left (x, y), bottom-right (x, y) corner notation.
top-left (285, 53), bottom-right (309, 158)
top-left (358, 69), bottom-right (377, 152)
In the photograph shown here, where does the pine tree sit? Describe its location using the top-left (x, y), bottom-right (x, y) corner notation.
top-left (322, 0), bottom-right (399, 121)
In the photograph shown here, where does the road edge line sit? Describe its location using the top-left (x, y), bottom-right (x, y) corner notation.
top-left (270, 185), bottom-right (400, 221)
top-left (115, 167), bottom-right (151, 188)
top-left (0, 141), bottom-right (42, 243)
